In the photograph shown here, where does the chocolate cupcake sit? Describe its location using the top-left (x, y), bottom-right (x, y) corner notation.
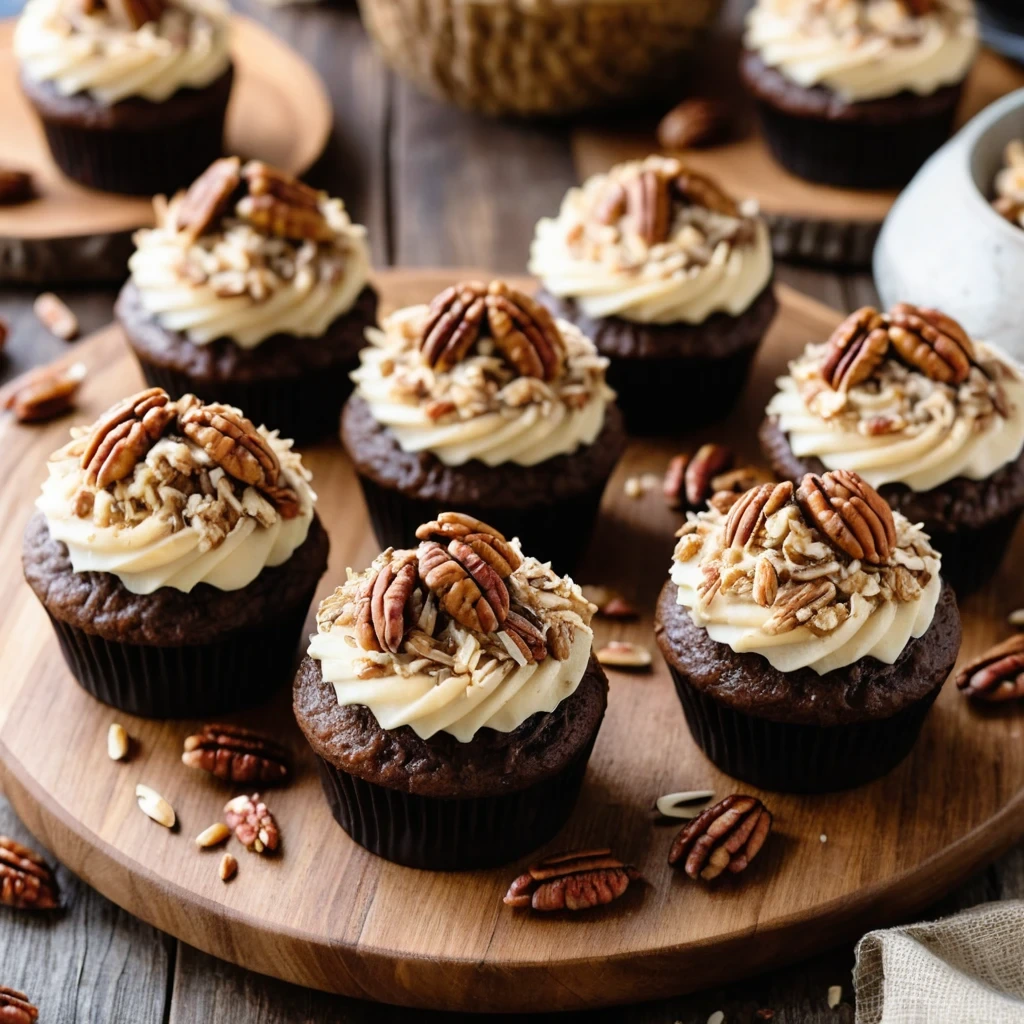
top-left (761, 303), bottom-right (1024, 593)
top-left (530, 156), bottom-right (777, 434)
top-left (655, 471), bottom-right (960, 793)
top-left (116, 158), bottom-right (377, 444)
top-left (23, 388), bottom-right (328, 718)
top-left (740, 0), bottom-right (979, 189)
top-left (15, 0), bottom-right (233, 195)
top-left (342, 279), bottom-right (625, 570)
top-left (293, 511), bottom-right (608, 870)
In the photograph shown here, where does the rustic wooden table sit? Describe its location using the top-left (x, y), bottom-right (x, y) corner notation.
top-left (0, 0), bottom-right (1021, 1020)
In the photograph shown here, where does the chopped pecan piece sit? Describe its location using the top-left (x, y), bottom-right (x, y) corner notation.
top-left (419, 282), bottom-right (487, 370)
top-left (236, 193), bottom-right (335, 243)
top-left (668, 794), bottom-right (772, 881)
top-left (224, 793), bottom-right (279, 854)
top-left (0, 167), bottom-right (35, 206)
top-left (596, 640), bottom-right (652, 669)
top-left (504, 848), bottom-right (641, 912)
top-left (175, 157), bottom-right (241, 241)
top-left (2, 361), bottom-right (85, 423)
top-left (762, 579), bottom-right (836, 635)
top-left (711, 466), bottom-right (775, 494)
top-left (504, 609), bottom-right (548, 661)
top-left (593, 181), bottom-right (627, 225)
top-left (752, 556), bottom-right (778, 608)
top-left (820, 307), bottom-right (889, 391)
top-left (34, 292), bottom-right (78, 341)
top-left (796, 470), bottom-right (895, 564)
top-left (0, 987), bottom-right (38, 1024)
top-left (956, 635), bottom-right (1024, 702)
top-left (887, 303), bottom-right (974, 384)
top-left (182, 724), bottom-right (291, 785)
top-left (485, 281), bottom-right (566, 381)
top-left (657, 98), bottom-right (730, 152)
top-left (105, 0), bottom-right (165, 29)
top-left (724, 480), bottom-right (794, 548)
top-left (79, 387), bottom-right (175, 488)
top-left (0, 836), bottom-right (59, 910)
top-left (672, 169), bottom-right (739, 217)
top-left (625, 168), bottom-right (671, 246)
top-left (418, 540), bottom-right (507, 633)
top-left (663, 453), bottom-right (689, 509)
top-left (415, 513), bottom-right (522, 576)
top-left (241, 161), bottom-right (322, 209)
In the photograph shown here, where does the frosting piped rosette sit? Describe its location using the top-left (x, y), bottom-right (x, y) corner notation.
top-left (528, 155), bottom-right (772, 325)
top-left (350, 279), bottom-right (616, 467)
top-left (767, 303), bottom-right (1024, 492)
top-left (671, 470), bottom-right (942, 675)
top-left (308, 512), bottom-right (596, 742)
top-left (128, 158), bottom-right (371, 349)
top-left (37, 387), bottom-right (316, 595)
top-left (744, 0), bottom-right (977, 104)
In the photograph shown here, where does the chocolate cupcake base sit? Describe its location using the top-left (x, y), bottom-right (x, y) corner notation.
top-left (117, 281), bottom-right (379, 444)
top-left (739, 52), bottom-right (963, 190)
top-left (23, 512), bottom-right (329, 719)
top-left (341, 395), bottom-right (626, 571)
top-left (21, 69), bottom-right (234, 196)
top-left (537, 284), bottom-right (778, 435)
top-left (655, 580), bottom-right (960, 793)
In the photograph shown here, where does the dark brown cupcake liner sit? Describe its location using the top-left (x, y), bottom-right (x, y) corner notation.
top-left (314, 734), bottom-right (597, 870)
top-left (668, 664), bottom-right (944, 793)
top-left (135, 356), bottom-right (357, 445)
top-left (925, 511), bottom-right (1022, 597)
top-left (46, 590), bottom-right (314, 719)
top-left (753, 96), bottom-right (960, 190)
top-left (763, 213), bottom-right (881, 269)
top-left (355, 473), bottom-right (609, 573)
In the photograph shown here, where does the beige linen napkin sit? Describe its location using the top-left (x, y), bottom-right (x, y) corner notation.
top-left (854, 901), bottom-right (1024, 1023)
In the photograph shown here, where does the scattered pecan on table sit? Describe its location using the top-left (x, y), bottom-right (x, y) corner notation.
top-left (1, 361), bottom-right (86, 423)
top-left (182, 724), bottom-right (291, 785)
top-left (0, 167), bottom-right (35, 207)
top-left (657, 98), bottom-right (730, 152)
top-left (504, 849), bottom-right (641, 912)
top-left (956, 635), bottom-right (1024, 702)
top-left (668, 795), bottom-right (773, 882)
top-left (0, 837), bottom-right (59, 910)
top-left (224, 794), bottom-right (280, 854)
top-left (0, 986), bottom-right (38, 1024)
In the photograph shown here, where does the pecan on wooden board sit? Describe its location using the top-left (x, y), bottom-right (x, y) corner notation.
top-left (657, 98), bottom-right (730, 152)
top-left (0, 987), bottom-right (38, 1024)
top-left (1, 361), bottom-right (85, 423)
top-left (182, 724), bottom-right (291, 785)
top-left (33, 292), bottom-right (78, 341)
top-left (224, 794), bottom-right (279, 854)
top-left (796, 470), bottom-right (895, 564)
top-left (668, 794), bottom-right (772, 881)
top-left (504, 848), bottom-right (641, 912)
top-left (0, 167), bottom-right (34, 206)
top-left (887, 303), bottom-right (974, 385)
top-left (820, 306), bottom-right (889, 392)
top-left (176, 157), bottom-right (242, 241)
top-left (0, 836), bottom-right (59, 910)
top-left (80, 387), bottom-right (175, 488)
top-left (956, 635), bottom-right (1024, 702)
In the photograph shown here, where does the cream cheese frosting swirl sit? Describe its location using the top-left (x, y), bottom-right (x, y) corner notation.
top-left (310, 514), bottom-right (596, 742)
top-left (37, 390), bottom-right (315, 595)
top-left (15, 0), bottom-right (231, 106)
top-left (529, 155), bottom-right (773, 326)
top-left (351, 282), bottom-right (615, 468)
top-left (129, 161), bottom-right (371, 349)
top-left (745, 0), bottom-right (978, 103)
top-left (671, 475), bottom-right (942, 675)
top-left (768, 338), bottom-right (1024, 492)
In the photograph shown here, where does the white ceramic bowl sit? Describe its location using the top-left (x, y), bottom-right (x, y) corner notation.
top-left (874, 87), bottom-right (1024, 360)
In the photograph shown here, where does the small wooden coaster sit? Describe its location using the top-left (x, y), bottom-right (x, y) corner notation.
top-left (0, 15), bottom-right (332, 284)
top-left (573, 48), bottom-right (1024, 267)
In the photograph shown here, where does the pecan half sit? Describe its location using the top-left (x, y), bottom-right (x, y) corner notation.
top-left (724, 480), bottom-right (794, 548)
top-left (672, 169), bottom-right (739, 218)
top-left (236, 193), bottom-right (334, 243)
top-left (80, 387), bottom-right (175, 488)
top-left (0, 167), bottom-right (35, 206)
top-left (224, 794), bottom-right (279, 854)
top-left (657, 98), bottom-right (730, 152)
top-left (752, 556), bottom-right (778, 607)
top-left (625, 168), bottom-right (671, 246)
top-left (503, 848), bottom-right (641, 912)
top-left (485, 281), bottom-right (566, 382)
top-left (33, 292), bottom-right (78, 341)
top-left (0, 836), bottom-right (59, 910)
top-left (887, 303), bottom-right (974, 385)
top-left (419, 282), bottom-right (487, 371)
top-left (820, 307), bottom-right (889, 391)
top-left (370, 557), bottom-right (419, 653)
top-left (2, 360), bottom-right (86, 423)
top-left (504, 609), bottom-right (548, 662)
top-left (182, 724), bottom-right (290, 785)
top-left (956, 635), bottom-right (1024, 702)
top-left (593, 181), bottom-right (627, 225)
top-left (711, 466), bottom-right (776, 494)
top-left (418, 540), bottom-right (507, 633)
top-left (668, 795), bottom-right (772, 881)
top-left (416, 514), bottom-right (522, 577)
top-left (175, 157), bottom-right (241, 241)
top-left (796, 471), bottom-right (895, 564)
top-left (241, 161), bottom-right (322, 210)
top-left (685, 444), bottom-right (734, 507)
top-left (662, 453), bottom-right (689, 509)
top-left (0, 987), bottom-right (38, 1024)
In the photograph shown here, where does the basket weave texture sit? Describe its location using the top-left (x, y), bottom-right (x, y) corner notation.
top-left (358, 0), bottom-right (723, 116)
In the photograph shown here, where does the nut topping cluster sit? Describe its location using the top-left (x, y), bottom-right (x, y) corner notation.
top-left (316, 512), bottom-right (594, 686)
top-left (674, 470), bottom-right (939, 640)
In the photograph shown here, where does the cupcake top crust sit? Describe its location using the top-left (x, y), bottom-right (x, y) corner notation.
top-left (308, 512), bottom-right (597, 742)
top-left (767, 303), bottom-right (1024, 492)
top-left (37, 387), bottom-right (316, 595)
top-left (671, 471), bottom-right (941, 675)
top-left (15, 0), bottom-right (230, 106)
top-left (128, 158), bottom-right (371, 349)
top-left (744, 0), bottom-right (977, 104)
top-left (528, 156), bottom-right (772, 326)
top-left (350, 279), bottom-right (615, 467)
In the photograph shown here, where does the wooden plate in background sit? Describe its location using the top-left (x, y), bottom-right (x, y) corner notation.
top-left (0, 269), bottom-right (1021, 1012)
top-left (0, 16), bottom-right (332, 284)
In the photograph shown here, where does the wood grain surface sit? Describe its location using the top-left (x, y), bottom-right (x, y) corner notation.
top-left (1, 270), bottom-right (1023, 1014)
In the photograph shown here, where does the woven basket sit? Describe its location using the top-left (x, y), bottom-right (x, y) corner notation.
top-left (357, 0), bottom-right (723, 116)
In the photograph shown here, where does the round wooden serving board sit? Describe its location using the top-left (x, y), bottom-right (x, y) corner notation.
top-left (573, 47), bottom-right (1024, 267)
top-left (0, 15), bottom-right (331, 284)
top-left (1, 269), bottom-right (1022, 1013)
